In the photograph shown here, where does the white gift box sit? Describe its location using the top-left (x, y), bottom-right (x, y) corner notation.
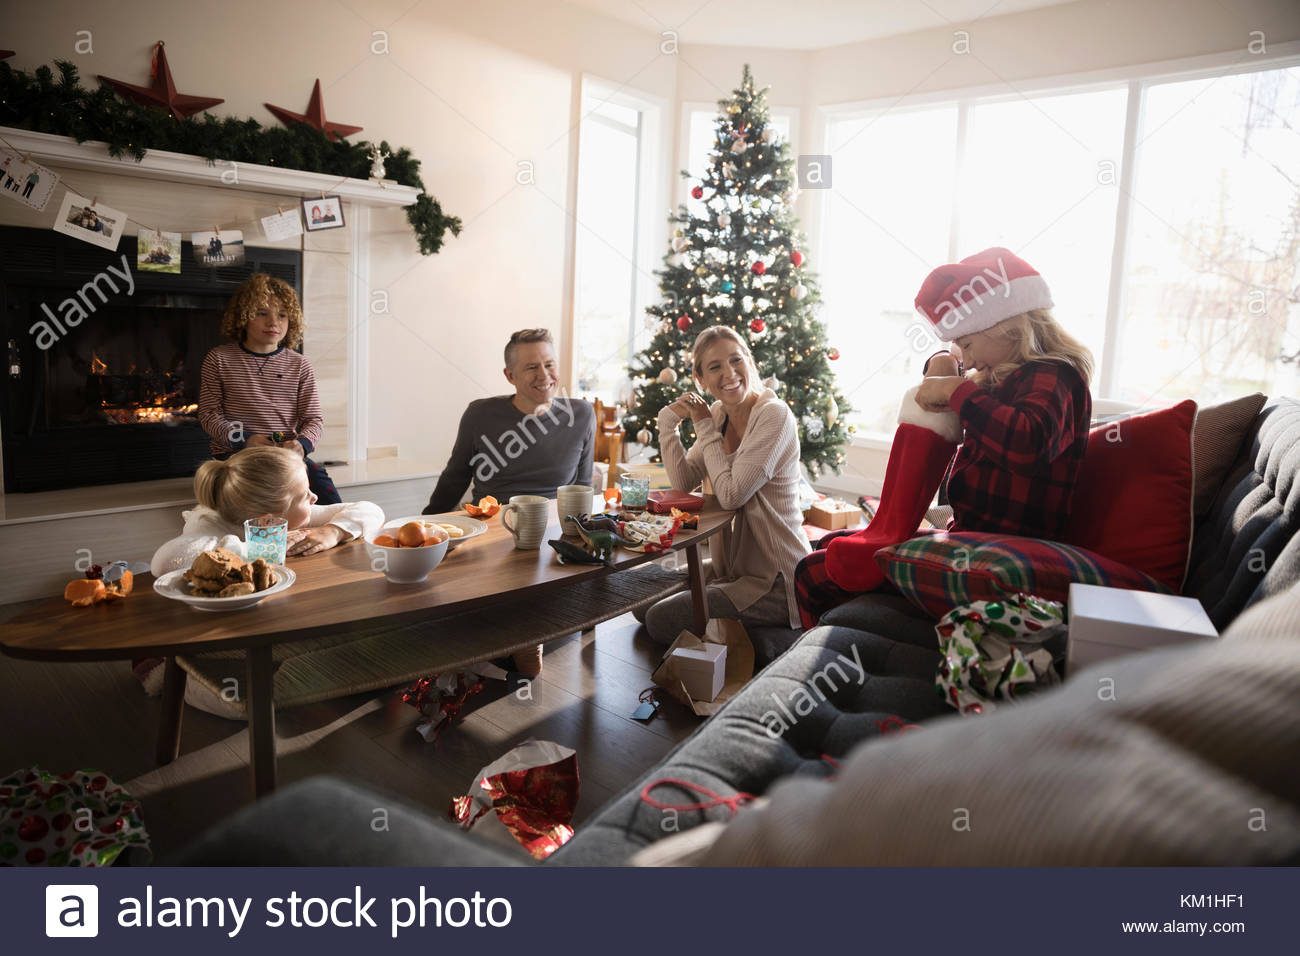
top-left (668, 643), bottom-right (728, 702)
top-left (1067, 582), bottom-right (1218, 674)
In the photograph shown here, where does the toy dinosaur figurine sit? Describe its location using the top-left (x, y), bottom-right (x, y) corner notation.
top-left (547, 538), bottom-right (604, 565)
top-left (571, 515), bottom-right (636, 566)
top-left (570, 512), bottom-right (622, 536)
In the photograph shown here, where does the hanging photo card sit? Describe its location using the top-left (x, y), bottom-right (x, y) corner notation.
top-left (190, 229), bottom-right (245, 267)
top-left (52, 192), bottom-right (126, 251)
top-left (260, 208), bottom-right (303, 242)
top-left (302, 195), bottom-right (345, 232)
top-left (0, 149), bottom-right (59, 211)
top-left (137, 228), bottom-right (182, 274)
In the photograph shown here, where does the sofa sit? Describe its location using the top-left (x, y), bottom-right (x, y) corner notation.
top-left (174, 398), bottom-right (1300, 866)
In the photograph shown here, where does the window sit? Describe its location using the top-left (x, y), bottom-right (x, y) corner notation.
top-left (819, 58), bottom-right (1300, 439)
top-left (573, 82), bottom-right (662, 402)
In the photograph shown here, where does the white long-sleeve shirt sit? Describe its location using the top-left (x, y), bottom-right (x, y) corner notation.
top-left (150, 501), bottom-right (384, 578)
top-left (657, 388), bottom-right (809, 627)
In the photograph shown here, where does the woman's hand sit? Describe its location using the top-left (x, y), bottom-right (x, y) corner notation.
top-left (285, 524), bottom-right (345, 557)
top-left (915, 376), bottom-right (964, 413)
top-left (246, 434), bottom-right (275, 447)
top-left (670, 391), bottom-right (711, 423)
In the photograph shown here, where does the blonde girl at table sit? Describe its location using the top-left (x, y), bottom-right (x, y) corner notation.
top-left (641, 325), bottom-right (810, 644)
top-left (150, 446), bottom-right (383, 579)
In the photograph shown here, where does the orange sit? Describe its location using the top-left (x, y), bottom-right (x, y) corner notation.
top-left (373, 533), bottom-right (399, 548)
top-left (422, 525), bottom-right (448, 545)
top-left (64, 579), bottom-right (106, 607)
top-left (396, 521), bottom-right (427, 548)
top-left (464, 495), bottom-right (500, 518)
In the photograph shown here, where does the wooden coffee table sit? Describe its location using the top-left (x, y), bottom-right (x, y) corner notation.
top-left (0, 504), bottom-right (731, 796)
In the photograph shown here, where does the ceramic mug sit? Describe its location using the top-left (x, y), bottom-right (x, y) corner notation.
top-left (556, 484), bottom-right (594, 536)
top-left (501, 494), bottom-right (549, 550)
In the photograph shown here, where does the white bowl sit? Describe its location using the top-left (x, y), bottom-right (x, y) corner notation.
top-left (366, 521), bottom-right (451, 583)
top-left (417, 513), bottom-right (488, 551)
top-left (154, 565), bottom-right (295, 611)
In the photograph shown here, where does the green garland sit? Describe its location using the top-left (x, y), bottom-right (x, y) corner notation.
top-left (0, 59), bottom-right (461, 254)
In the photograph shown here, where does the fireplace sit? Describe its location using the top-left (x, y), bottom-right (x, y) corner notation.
top-left (1, 226), bottom-right (301, 492)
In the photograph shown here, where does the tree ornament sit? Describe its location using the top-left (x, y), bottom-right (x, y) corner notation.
top-left (659, 319), bottom-right (673, 334)
top-left (803, 414), bottom-right (824, 440)
top-left (742, 296), bottom-right (754, 313)
top-left (674, 228), bottom-right (684, 237)
top-left (691, 185), bottom-right (704, 200)
top-left (671, 236), bottom-right (689, 253)
top-left (826, 396), bottom-right (840, 426)
top-left (749, 318), bottom-right (766, 334)
top-left (722, 161), bottom-right (738, 179)
top-left (658, 367), bottom-right (678, 385)
top-left (751, 261), bottom-right (766, 275)
top-left (727, 103), bottom-right (742, 115)
top-left (98, 41), bottom-right (225, 120)
top-left (637, 428), bottom-right (653, 445)
top-left (676, 315), bottom-right (693, 332)
top-left (790, 283), bottom-right (808, 300)
top-left (695, 266), bottom-right (708, 276)
top-left (730, 136), bottom-right (748, 154)
top-left (716, 212), bottom-right (731, 228)
top-left (827, 347), bottom-right (840, 361)
top-left (790, 251), bottom-right (804, 266)
top-left (720, 279), bottom-right (734, 292)
top-left (644, 314), bottom-right (661, 331)
top-left (761, 127), bottom-right (776, 143)
top-left (264, 78), bottom-right (363, 140)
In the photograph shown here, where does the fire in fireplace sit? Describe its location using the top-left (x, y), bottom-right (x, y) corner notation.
top-left (1, 226), bottom-right (302, 493)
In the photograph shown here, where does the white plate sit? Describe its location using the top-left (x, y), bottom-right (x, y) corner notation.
top-left (389, 514), bottom-right (488, 551)
top-left (153, 565), bottom-right (295, 611)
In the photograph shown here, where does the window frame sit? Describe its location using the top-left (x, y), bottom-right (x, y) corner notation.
top-left (813, 41), bottom-right (1300, 445)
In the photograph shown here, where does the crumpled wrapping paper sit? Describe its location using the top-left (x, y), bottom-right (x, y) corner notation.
top-left (935, 594), bottom-right (1065, 716)
top-left (449, 740), bottom-right (579, 860)
top-left (620, 514), bottom-right (683, 553)
top-left (0, 767), bottom-right (149, 866)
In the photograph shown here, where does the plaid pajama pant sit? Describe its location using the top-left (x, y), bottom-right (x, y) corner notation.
top-left (794, 530), bottom-right (859, 629)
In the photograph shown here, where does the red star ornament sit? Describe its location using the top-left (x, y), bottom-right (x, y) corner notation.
top-left (265, 79), bottom-right (363, 141)
top-left (97, 41), bottom-right (224, 119)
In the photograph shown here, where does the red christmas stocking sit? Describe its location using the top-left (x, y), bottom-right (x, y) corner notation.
top-left (825, 406), bottom-right (959, 591)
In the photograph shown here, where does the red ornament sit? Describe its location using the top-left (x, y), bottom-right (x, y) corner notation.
top-left (691, 186), bottom-right (704, 200)
top-left (749, 319), bottom-right (766, 334)
top-left (790, 251), bottom-right (804, 266)
top-left (751, 261), bottom-right (766, 275)
top-left (676, 315), bottom-right (693, 332)
top-left (827, 347), bottom-right (841, 361)
top-left (98, 41), bottom-right (225, 120)
top-left (265, 79), bottom-right (363, 141)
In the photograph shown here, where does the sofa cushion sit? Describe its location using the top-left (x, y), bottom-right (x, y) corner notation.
top-left (1192, 392), bottom-right (1268, 517)
top-left (875, 532), bottom-right (1169, 619)
top-left (1063, 399), bottom-right (1196, 592)
top-left (1185, 399), bottom-right (1300, 629)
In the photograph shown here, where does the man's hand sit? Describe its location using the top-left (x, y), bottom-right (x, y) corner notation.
top-left (286, 525), bottom-right (345, 557)
top-left (916, 376), bottom-right (964, 413)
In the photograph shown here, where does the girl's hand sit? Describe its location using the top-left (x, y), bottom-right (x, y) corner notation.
top-left (285, 524), bottom-right (344, 557)
top-left (277, 440), bottom-right (305, 457)
top-left (916, 376), bottom-right (963, 413)
top-left (246, 435), bottom-right (274, 447)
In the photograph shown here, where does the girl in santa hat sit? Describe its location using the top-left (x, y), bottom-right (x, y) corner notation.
top-left (794, 247), bottom-right (1094, 626)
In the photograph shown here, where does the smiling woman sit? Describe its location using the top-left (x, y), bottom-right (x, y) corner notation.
top-left (644, 325), bottom-right (811, 642)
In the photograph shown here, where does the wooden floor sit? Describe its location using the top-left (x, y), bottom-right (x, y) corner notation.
top-left (0, 612), bottom-right (700, 862)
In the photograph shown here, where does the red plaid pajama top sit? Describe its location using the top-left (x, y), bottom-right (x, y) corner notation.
top-left (946, 360), bottom-right (1092, 540)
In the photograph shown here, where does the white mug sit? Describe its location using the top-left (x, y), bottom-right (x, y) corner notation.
top-left (556, 484), bottom-right (594, 536)
top-left (501, 494), bottom-right (549, 550)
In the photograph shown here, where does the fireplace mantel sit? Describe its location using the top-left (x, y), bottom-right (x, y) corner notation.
top-left (0, 127), bottom-right (422, 207)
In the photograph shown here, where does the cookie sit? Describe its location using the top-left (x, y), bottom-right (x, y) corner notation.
top-left (251, 558), bottom-right (274, 592)
top-left (190, 548), bottom-right (244, 582)
top-left (216, 582), bottom-right (256, 598)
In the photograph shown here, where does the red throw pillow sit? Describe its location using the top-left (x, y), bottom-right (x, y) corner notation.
top-left (1062, 399), bottom-right (1196, 592)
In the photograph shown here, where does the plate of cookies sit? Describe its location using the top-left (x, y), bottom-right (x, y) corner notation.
top-left (153, 547), bottom-right (295, 611)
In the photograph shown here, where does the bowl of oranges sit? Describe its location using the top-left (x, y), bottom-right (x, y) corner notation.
top-left (366, 518), bottom-right (451, 584)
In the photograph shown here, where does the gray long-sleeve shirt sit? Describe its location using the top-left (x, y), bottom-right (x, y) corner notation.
top-left (423, 396), bottom-right (595, 514)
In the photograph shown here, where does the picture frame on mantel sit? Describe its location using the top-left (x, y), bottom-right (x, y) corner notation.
top-left (302, 195), bottom-right (345, 232)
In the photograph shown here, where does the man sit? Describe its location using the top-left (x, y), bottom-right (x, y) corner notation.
top-left (423, 328), bottom-right (595, 515)
top-left (423, 329), bottom-right (595, 678)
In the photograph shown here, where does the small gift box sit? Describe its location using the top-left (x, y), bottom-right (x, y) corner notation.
top-left (807, 498), bottom-right (858, 530)
top-left (668, 643), bottom-right (727, 702)
top-left (1066, 583), bottom-right (1218, 674)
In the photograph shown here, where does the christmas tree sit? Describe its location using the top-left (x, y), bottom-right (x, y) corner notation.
top-left (623, 65), bottom-right (850, 476)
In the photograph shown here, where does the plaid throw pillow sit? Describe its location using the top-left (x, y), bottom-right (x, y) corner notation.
top-left (877, 532), bottom-right (1170, 619)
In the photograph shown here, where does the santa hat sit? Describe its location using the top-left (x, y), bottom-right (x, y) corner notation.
top-left (914, 247), bottom-right (1053, 342)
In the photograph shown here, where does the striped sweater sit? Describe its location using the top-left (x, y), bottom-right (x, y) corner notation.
top-left (657, 388), bottom-right (810, 628)
top-left (199, 342), bottom-right (325, 457)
